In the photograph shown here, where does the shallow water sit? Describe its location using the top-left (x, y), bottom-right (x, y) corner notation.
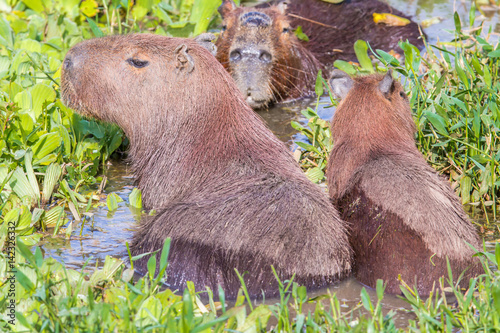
top-left (39, 0), bottom-right (500, 326)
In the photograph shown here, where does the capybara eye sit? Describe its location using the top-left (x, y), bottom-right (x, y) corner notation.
top-left (222, 25), bottom-right (227, 31)
top-left (229, 50), bottom-right (241, 62)
top-left (282, 27), bottom-right (290, 33)
top-left (399, 91), bottom-right (407, 99)
top-left (127, 58), bottom-right (149, 69)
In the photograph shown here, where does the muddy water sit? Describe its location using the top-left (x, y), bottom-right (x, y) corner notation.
top-left (39, 1), bottom-right (500, 326)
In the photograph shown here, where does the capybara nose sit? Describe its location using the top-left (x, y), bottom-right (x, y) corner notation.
top-left (259, 50), bottom-right (272, 63)
top-left (229, 49), bottom-right (242, 62)
top-left (230, 48), bottom-right (272, 64)
top-left (63, 55), bottom-right (72, 71)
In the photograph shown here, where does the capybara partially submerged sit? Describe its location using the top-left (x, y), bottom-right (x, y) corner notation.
top-left (61, 34), bottom-right (352, 298)
top-left (327, 70), bottom-right (481, 295)
top-left (216, 0), bottom-right (423, 109)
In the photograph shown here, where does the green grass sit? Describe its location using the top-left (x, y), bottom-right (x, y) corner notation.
top-left (2, 237), bottom-right (500, 332)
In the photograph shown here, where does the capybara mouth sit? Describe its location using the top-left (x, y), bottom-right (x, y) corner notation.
top-left (60, 78), bottom-right (85, 114)
top-left (245, 96), bottom-right (269, 109)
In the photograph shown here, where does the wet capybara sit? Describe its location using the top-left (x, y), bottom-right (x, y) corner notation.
top-left (216, 0), bottom-right (424, 109)
top-left (61, 34), bottom-right (352, 298)
top-left (327, 70), bottom-right (481, 295)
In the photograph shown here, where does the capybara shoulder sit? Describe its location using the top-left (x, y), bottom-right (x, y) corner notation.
top-left (327, 70), bottom-right (481, 295)
top-left (216, 0), bottom-right (424, 109)
top-left (61, 34), bottom-right (352, 298)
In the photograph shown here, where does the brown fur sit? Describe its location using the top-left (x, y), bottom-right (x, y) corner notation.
top-left (216, 2), bottom-right (321, 109)
top-left (60, 34), bottom-right (352, 298)
top-left (216, 0), bottom-right (424, 108)
top-left (327, 71), bottom-right (482, 295)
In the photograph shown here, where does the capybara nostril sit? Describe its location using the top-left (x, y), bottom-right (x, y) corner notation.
top-left (63, 56), bottom-right (72, 71)
top-left (259, 50), bottom-right (272, 63)
top-left (229, 49), bottom-right (241, 62)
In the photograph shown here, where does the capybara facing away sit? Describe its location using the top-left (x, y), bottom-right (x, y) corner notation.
top-left (327, 70), bottom-right (482, 295)
top-left (216, 0), bottom-right (423, 109)
top-left (61, 34), bottom-right (352, 298)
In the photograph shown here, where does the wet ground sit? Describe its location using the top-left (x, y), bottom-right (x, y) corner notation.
top-left (40, 0), bottom-right (500, 326)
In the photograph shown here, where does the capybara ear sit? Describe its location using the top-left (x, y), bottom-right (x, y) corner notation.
top-left (218, 0), bottom-right (236, 18)
top-left (379, 70), bottom-right (394, 96)
top-left (194, 33), bottom-right (217, 56)
top-left (329, 69), bottom-right (353, 101)
top-left (276, 1), bottom-right (288, 14)
top-left (174, 44), bottom-right (195, 73)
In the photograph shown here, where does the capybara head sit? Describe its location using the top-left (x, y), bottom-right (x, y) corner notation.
top-left (61, 34), bottom-right (238, 137)
top-left (327, 70), bottom-right (416, 198)
top-left (216, 0), bottom-right (320, 109)
top-left (329, 70), bottom-right (416, 149)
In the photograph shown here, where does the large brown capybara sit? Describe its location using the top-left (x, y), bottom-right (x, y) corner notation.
top-left (326, 70), bottom-right (482, 295)
top-left (216, 0), bottom-right (424, 109)
top-left (60, 34), bottom-right (352, 298)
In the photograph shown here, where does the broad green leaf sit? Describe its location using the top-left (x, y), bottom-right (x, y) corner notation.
top-left (191, 0), bottom-right (220, 35)
top-left (129, 188), bottom-right (142, 209)
top-left (460, 176), bottom-right (472, 204)
top-left (0, 17), bottom-right (13, 48)
top-left (32, 132), bottom-right (61, 160)
top-left (353, 40), bottom-right (374, 73)
top-left (24, 151), bottom-right (40, 205)
top-left (86, 17), bottom-right (104, 38)
top-left (80, 0), bottom-right (98, 17)
top-left (42, 163), bottom-right (62, 203)
top-left (16, 269), bottom-right (35, 292)
top-left (294, 26), bottom-right (309, 42)
top-left (305, 167), bottom-right (324, 183)
top-left (44, 205), bottom-right (65, 228)
top-left (423, 111), bottom-right (448, 135)
top-left (31, 83), bottom-right (56, 120)
top-left (4, 207), bottom-right (20, 225)
top-left (9, 167), bottom-right (38, 207)
top-left (107, 192), bottom-right (123, 211)
top-left (17, 39), bottom-right (42, 53)
top-left (333, 60), bottom-right (356, 75)
top-left (487, 49), bottom-right (500, 58)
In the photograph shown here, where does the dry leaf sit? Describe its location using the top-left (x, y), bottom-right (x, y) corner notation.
top-left (373, 13), bottom-right (410, 26)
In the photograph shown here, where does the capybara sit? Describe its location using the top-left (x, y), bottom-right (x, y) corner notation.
top-left (327, 70), bottom-right (481, 295)
top-left (61, 34), bottom-right (352, 298)
top-left (216, 0), bottom-right (423, 109)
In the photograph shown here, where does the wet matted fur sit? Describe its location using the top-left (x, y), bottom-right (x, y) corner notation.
top-left (327, 70), bottom-right (482, 295)
top-left (60, 34), bottom-right (352, 298)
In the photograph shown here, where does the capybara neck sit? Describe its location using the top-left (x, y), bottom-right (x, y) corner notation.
top-left (61, 34), bottom-right (352, 298)
top-left (328, 72), bottom-right (416, 198)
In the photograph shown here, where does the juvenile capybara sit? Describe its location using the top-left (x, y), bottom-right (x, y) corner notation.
top-left (327, 70), bottom-right (481, 295)
top-left (60, 34), bottom-right (352, 298)
top-left (216, 0), bottom-right (424, 109)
